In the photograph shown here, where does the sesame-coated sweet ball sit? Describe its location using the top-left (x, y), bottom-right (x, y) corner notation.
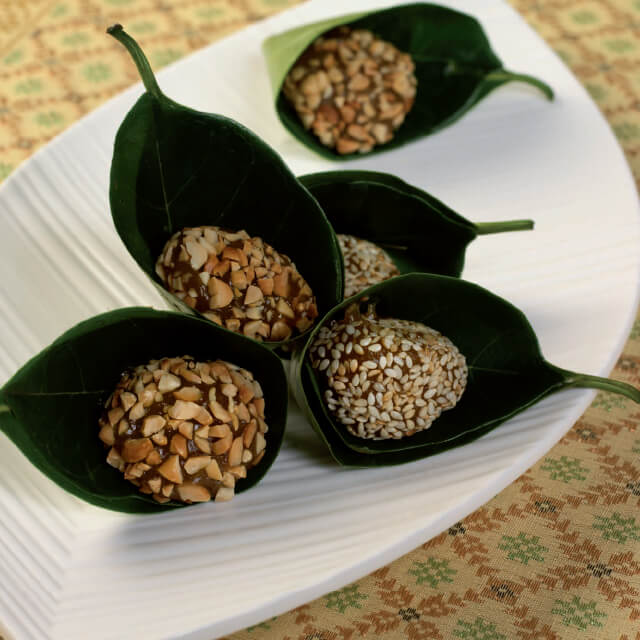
top-left (309, 305), bottom-right (467, 440)
top-left (338, 234), bottom-right (400, 298)
top-left (98, 356), bottom-right (268, 504)
top-left (282, 27), bottom-right (417, 154)
top-left (155, 227), bottom-right (318, 342)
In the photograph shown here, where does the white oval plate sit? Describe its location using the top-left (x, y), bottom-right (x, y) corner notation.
top-left (0, 0), bottom-right (638, 638)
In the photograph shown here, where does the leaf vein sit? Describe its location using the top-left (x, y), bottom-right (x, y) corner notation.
top-left (469, 333), bottom-right (507, 367)
top-left (155, 138), bottom-right (172, 234)
top-left (219, 141), bottom-right (254, 217)
top-left (165, 134), bottom-right (215, 208)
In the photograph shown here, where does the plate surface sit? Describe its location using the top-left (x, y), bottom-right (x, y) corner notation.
top-left (0, 0), bottom-right (639, 638)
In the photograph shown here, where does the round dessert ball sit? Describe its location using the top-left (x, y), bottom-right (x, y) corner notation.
top-left (308, 305), bottom-right (467, 440)
top-left (98, 356), bottom-right (268, 504)
top-left (282, 27), bottom-right (417, 155)
top-left (338, 234), bottom-right (400, 298)
top-left (155, 227), bottom-right (318, 341)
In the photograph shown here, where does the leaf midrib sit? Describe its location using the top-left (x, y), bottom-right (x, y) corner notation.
top-left (468, 365), bottom-right (519, 376)
top-left (155, 138), bottom-right (172, 234)
top-left (411, 53), bottom-right (497, 76)
top-left (4, 390), bottom-right (107, 398)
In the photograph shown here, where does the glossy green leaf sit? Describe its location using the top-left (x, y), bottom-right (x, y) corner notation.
top-left (0, 308), bottom-right (288, 513)
top-left (291, 274), bottom-right (640, 466)
top-left (300, 170), bottom-right (533, 277)
top-left (107, 25), bottom-right (343, 348)
top-left (263, 3), bottom-right (553, 160)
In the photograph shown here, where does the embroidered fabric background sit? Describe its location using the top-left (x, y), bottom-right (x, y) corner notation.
top-left (0, 1), bottom-right (639, 638)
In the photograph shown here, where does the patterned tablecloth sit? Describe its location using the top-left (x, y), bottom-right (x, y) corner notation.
top-left (1, 1), bottom-right (640, 638)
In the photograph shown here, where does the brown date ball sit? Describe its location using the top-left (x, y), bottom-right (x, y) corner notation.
top-left (155, 227), bottom-right (318, 341)
top-left (98, 356), bottom-right (268, 504)
top-left (283, 27), bottom-right (417, 154)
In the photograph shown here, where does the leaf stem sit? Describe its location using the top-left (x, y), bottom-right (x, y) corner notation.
top-left (559, 369), bottom-right (640, 404)
top-left (107, 24), bottom-right (163, 100)
top-left (475, 220), bottom-right (534, 235)
top-left (487, 69), bottom-right (554, 100)
top-left (0, 404), bottom-right (9, 415)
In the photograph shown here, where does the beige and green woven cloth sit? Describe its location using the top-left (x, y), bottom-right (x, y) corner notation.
top-left (1, 1), bottom-right (640, 639)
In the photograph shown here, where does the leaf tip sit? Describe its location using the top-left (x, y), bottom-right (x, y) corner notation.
top-left (106, 23), bottom-right (124, 37)
top-left (105, 23), bottom-right (163, 99)
top-left (535, 80), bottom-right (554, 101)
top-left (541, 84), bottom-right (554, 101)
